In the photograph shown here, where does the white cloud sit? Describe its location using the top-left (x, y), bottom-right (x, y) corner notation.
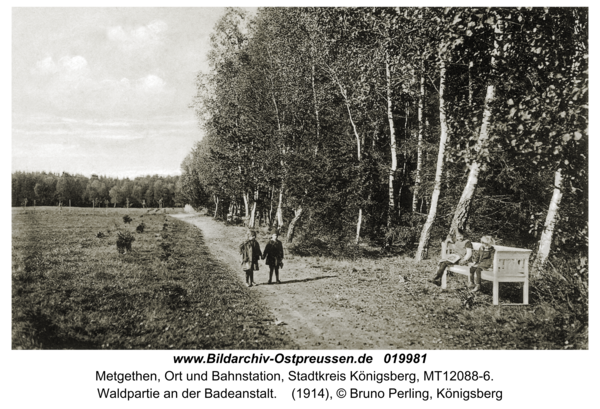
top-left (139, 74), bottom-right (166, 92)
top-left (32, 56), bottom-right (88, 76)
top-left (32, 57), bottom-right (58, 75)
top-left (59, 55), bottom-right (87, 71)
top-left (30, 55), bottom-right (174, 115)
top-left (107, 20), bottom-right (168, 52)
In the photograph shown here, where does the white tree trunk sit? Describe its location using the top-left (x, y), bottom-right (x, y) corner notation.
top-left (268, 185), bottom-right (274, 228)
top-left (286, 206), bottom-right (303, 243)
top-left (413, 74), bottom-right (425, 213)
top-left (276, 184), bottom-right (284, 229)
top-left (355, 208), bottom-right (363, 244)
top-left (243, 192), bottom-right (249, 217)
top-left (534, 169), bottom-right (564, 274)
top-left (249, 201), bottom-right (257, 228)
top-left (386, 56), bottom-right (397, 227)
top-left (312, 63), bottom-right (320, 155)
top-left (328, 66), bottom-right (364, 242)
top-left (415, 59), bottom-right (449, 262)
top-left (249, 190), bottom-right (258, 228)
top-left (213, 195), bottom-right (219, 218)
top-left (448, 82), bottom-right (494, 235)
top-left (468, 60), bottom-right (474, 107)
top-left (448, 21), bottom-right (501, 237)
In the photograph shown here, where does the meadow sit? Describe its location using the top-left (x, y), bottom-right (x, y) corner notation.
top-left (11, 207), bottom-right (295, 349)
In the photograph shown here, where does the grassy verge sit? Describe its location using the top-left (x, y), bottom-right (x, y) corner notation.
top-left (12, 207), bottom-right (295, 350)
top-left (286, 237), bottom-right (588, 350)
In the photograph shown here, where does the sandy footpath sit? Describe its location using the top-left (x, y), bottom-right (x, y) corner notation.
top-left (171, 212), bottom-right (447, 350)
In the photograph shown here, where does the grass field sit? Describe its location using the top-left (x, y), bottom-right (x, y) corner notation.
top-left (12, 207), bottom-right (295, 350)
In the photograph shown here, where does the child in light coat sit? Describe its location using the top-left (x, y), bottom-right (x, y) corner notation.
top-left (239, 230), bottom-right (262, 287)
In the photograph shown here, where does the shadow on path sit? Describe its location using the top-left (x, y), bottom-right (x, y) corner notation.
top-left (257, 275), bottom-right (338, 286)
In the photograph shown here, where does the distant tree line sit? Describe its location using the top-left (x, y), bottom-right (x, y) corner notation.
top-left (12, 172), bottom-right (183, 209)
top-left (180, 7), bottom-right (587, 267)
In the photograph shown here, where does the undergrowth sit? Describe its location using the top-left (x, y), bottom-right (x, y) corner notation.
top-left (403, 258), bottom-right (588, 350)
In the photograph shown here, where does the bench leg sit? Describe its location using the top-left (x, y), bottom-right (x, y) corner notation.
top-left (492, 280), bottom-right (499, 305)
top-left (441, 270), bottom-right (447, 290)
top-left (523, 279), bottom-right (529, 305)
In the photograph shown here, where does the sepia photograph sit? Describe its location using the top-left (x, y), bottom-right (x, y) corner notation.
top-left (11, 6), bottom-right (588, 354)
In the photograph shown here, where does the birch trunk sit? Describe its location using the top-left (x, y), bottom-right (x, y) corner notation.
top-left (386, 56), bottom-right (397, 227)
top-left (268, 185), bottom-right (274, 228)
top-left (243, 192), bottom-right (249, 217)
top-left (533, 169), bottom-right (564, 274)
top-left (355, 208), bottom-right (363, 244)
top-left (327, 66), bottom-right (363, 242)
top-left (286, 206), bottom-right (303, 243)
top-left (448, 21), bottom-right (501, 237)
top-left (415, 59), bottom-right (449, 262)
top-left (448, 82), bottom-right (494, 236)
top-left (213, 195), bottom-right (219, 219)
top-left (312, 63), bottom-right (320, 156)
top-left (276, 184), bottom-right (284, 229)
top-left (468, 61), bottom-right (474, 107)
top-left (265, 51), bottom-right (286, 233)
top-left (413, 75), bottom-right (425, 213)
top-left (249, 190), bottom-right (258, 228)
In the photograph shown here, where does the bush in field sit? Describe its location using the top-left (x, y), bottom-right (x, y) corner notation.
top-left (136, 222), bottom-right (145, 233)
top-left (96, 231), bottom-right (106, 238)
top-left (116, 231), bottom-right (135, 253)
top-left (159, 241), bottom-right (172, 261)
top-left (123, 215), bottom-right (132, 224)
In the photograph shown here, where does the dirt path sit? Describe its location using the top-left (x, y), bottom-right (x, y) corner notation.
top-left (172, 213), bottom-right (452, 350)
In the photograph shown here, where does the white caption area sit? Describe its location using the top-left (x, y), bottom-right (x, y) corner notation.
top-left (5, 350), bottom-right (595, 408)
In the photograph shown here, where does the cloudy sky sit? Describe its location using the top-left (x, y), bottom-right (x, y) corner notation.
top-left (12, 8), bottom-right (255, 178)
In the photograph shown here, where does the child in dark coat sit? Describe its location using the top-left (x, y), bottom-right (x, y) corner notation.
top-left (468, 235), bottom-right (496, 293)
top-left (262, 231), bottom-right (284, 284)
top-left (239, 230), bottom-right (262, 287)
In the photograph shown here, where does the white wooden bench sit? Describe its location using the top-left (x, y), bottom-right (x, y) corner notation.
top-left (440, 242), bottom-right (532, 305)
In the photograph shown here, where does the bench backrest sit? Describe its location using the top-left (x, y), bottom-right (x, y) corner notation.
top-left (442, 241), bottom-right (532, 276)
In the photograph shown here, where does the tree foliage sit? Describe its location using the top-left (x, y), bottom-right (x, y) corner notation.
top-left (12, 172), bottom-right (182, 208)
top-left (183, 7), bottom-right (587, 263)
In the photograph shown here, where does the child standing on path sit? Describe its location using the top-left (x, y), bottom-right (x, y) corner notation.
top-left (262, 231), bottom-right (284, 284)
top-left (240, 230), bottom-right (262, 287)
top-left (429, 228), bottom-right (473, 286)
top-left (469, 235), bottom-right (496, 293)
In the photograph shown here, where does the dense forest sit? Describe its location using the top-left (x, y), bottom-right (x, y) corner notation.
top-left (11, 171), bottom-right (183, 209)
top-left (180, 7), bottom-right (588, 269)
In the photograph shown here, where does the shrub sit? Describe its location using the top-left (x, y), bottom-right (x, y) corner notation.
top-left (383, 213), bottom-right (426, 253)
top-left (136, 222), bottom-right (145, 233)
top-left (159, 241), bottom-right (172, 261)
top-left (531, 256), bottom-right (588, 326)
top-left (116, 231), bottom-right (135, 254)
top-left (123, 215), bottom-right (132, 224)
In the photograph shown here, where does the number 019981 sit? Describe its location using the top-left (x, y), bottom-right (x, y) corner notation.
top-left (384, 353), bottom-right (426, 364)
